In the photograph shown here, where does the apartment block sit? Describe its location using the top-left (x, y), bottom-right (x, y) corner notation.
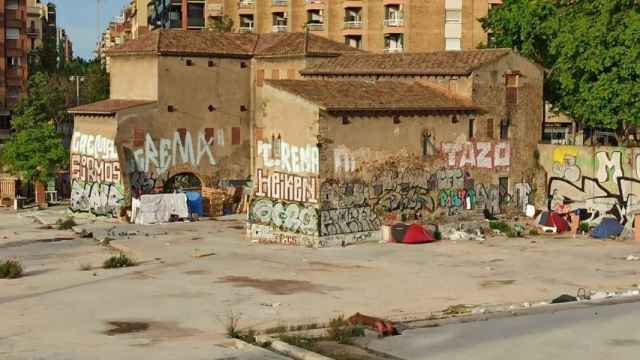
top-left (149, 0), bottom-right (503, 53)
top-left (0, 0), bottom-right (29, 143)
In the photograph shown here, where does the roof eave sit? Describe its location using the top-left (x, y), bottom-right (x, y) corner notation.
top-left (299, 70), bottom-right (472, 77)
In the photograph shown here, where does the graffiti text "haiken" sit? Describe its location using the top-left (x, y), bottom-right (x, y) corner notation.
top-left (255, 169), bottom-right (318, 203)
top-left (133, 131), bottom-right (216, 174)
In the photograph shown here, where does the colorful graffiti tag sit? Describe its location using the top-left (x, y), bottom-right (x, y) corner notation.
top-left (249, 198), bottom-right (318, 235)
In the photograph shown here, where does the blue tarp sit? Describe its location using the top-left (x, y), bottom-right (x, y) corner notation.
top-left (185, 191), bottom-right (204, 217)
top-left (591, 218), bottom-right (624, 239)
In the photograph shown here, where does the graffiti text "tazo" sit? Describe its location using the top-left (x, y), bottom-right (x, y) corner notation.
top-left (441, 142), bottom-right (511, 169)
top-left (133, 131), bottom-right (216, 174)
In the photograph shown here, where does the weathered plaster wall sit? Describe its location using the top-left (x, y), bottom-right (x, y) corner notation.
top-left (70, 115), bottom-right (123, 216)
top-left (110, 55), bottom-right (158, 101)
top-left (538, 144), bottom-right (640, 228)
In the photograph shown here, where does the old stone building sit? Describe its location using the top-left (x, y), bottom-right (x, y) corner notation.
top-left (69, 29), bottom-right (360, 217)
top-left (249, 48), bottom-right (544, 246)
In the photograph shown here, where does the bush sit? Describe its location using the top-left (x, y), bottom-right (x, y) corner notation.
top-left (433, 229), bottom-right (443, 241)
top-left (326, 315), bottom-right (365, 345)
top-left (579, 222), bottom-right (590, 234)
top-left (489, 221), bottom-right (512, 233)
top-left (57, 217), bottom-right (77, 230)
top-left (79, 263), bottom-right (92, 271)
top-left (102, 254), bottom-right (136, 269)
top-left (0, 259), bottom-right (23, 279)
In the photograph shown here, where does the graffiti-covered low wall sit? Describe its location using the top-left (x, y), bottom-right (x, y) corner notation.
top-left (538, 144), bottom-right (640, 228)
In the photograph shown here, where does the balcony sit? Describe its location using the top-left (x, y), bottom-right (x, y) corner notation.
top-left (272, 25), bottom-right (288, 32)
top-left (272, 0), bottom-right (288, 6)
top-left (343, 20), bottom-right (362, 29)
top-left (384, 17), bottom-right (404, 27)
top-left (307, 23), bottom-right (324, 31)
top-left (239, 25), bottom-right (254, 33)
top-left (384, 47), bottom-right (404, 53)
top-left (26, 27), bottom-right (38, 37)
top-left (238, 0), bottom-right (255, 9)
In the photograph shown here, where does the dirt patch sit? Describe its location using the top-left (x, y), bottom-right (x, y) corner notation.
top-left (479, 279), bottom-right (516, 288)
top-left (184, 269), bottom-right (209, 275)
top-left (103, 320), bottom-right (202, 346)
top-left (104, 321), bottom-right (150, 335)
top-left (216, 275), bottom-right (340, 295)
top-left (305, 261), bottom-right (369, 272)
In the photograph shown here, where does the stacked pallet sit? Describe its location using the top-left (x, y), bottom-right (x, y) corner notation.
top-left (202, 187), bottom-right (227, 217)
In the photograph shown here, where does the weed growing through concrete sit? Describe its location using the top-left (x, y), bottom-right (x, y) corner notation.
top-left (224, 310), bottom-right (242, 339)
top-left (0, 259), bottom-right (23, 279)
top-left (327, 315), bottom-right (365, 345)
top-left (102, 254), bottom-right (137, 269)
top-left (279, 334), bottom-right (317, 351)
top-left (57, 217), bottom-right (77, 230)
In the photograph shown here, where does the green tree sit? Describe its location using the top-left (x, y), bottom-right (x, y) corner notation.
top-left (0, 122), bottom-right (67, 183)
top-left (481, 0), bottom-right (640, 131)
top-left (11, 72), bottom-right (66, 131)
top-left (208, 15), bottom-right (234, 32)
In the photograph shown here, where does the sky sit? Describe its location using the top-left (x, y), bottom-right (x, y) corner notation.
top-left (55, 0), bottom-right (130, 60)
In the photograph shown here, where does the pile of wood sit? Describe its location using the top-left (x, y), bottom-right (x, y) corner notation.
top-left (202, 187), bottom-right (227, 217)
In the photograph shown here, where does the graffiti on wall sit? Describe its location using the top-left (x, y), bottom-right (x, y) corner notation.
top-left (255, 169), bottom-right (318, 203)
top-left (257, 140), bottom-right (320, 174)
top-left (131, 131), bottom-right (216, 175)
top-left (441, 142), bottom-right (511, 169)
top-left (70, 180), bottom-right (124, 217)
top-left (70, 131), bottom-right (123, 216)
top-left (319, 207), bottom-right (381, 236)
top-left (540, 145), bottom-right (640, 228)
top-left (249, 198), bottom-right (318, 235)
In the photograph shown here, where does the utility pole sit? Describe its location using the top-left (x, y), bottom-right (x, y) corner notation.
top-left (70, 76), bottom-right (86, 106)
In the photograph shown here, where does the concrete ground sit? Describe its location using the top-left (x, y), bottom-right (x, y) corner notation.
top-left (360, 301), bottom-right (640, 360)
top-left (2, 206), bottom-right (640, 359)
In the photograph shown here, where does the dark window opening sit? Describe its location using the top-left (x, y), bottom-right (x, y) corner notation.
top-left (232, 127), bottom-right (241, 145)
top-left (177, 128), bottom-right (187, 143)
top-left (486, 118), bottom-right (494, 139)
top-left (468, 118), bottom-right (475, 139)
top-left (500, 119), bottom-right (509, 140)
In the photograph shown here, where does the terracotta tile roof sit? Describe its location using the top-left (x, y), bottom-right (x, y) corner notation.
top-left (300, 49), bottom-right (513, 76)
top-left (107, 30), bottom-right (362, 58)
top-left (68, 99), bottom-right (156, 114)
top-left (265, 80), bottom-right (480, 112)
top-left (253, 32), bottom-right (363, 57)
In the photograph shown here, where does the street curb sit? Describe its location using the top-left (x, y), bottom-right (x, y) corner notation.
top-left (233, 339), bottom-right (296, 359)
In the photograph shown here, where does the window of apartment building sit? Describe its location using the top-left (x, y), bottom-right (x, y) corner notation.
top-left (7, 56), bottom-right (21, 68)
top-left (239, 14), bottom-right (254, 32)
top-left (344, 35), bottom-right (362, 49)
top-left (384, 4), bottom-right (403, 27)
top-left (6, 0), bottom-right (19, 10)
top-left (0, 116), bottom-right (10, 130)
top-left (307, 9), bottom-right (324, 30)
top-left (187, 1), bottom-right (205, 28)
top-left (444, 0), bottom-right (462, 50)
top-left (168, 4), bottom-right (182, 28)
top-left (272, 12), bottom-right (287, 32)
top-left (8, 87), bottom-right (21, 98)
top-left (344, 7), bottom-right (362, 28)
top-left (384, 33), bottom-right (404, 53)
top-left (6, 28), bottom-right (20, 40)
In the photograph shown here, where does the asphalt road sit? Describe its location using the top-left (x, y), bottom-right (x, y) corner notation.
top-left (361, 301), bottom-right (640, 360)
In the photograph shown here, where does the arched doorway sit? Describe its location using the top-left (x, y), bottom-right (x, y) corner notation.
top-left (163, 173), bottom-right (202, 193)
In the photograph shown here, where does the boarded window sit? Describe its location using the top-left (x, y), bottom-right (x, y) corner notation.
top-left (468, 118), bottom-right (475, 139)
top-left (177, 128), bottom-right (187, 143)
top-left (232, 127), bottom-right (241, 145)
top-left (287, 68), bottom-right (296, 80)
top-left (257, 69), bottom-right (265, 87)
top-left (505, 74), bottom-right (519, 106)
top-left (486, 118), bottom-right (494, 139)
top-left (133, 128), bottom-right (145, 147)
top-left (271, 68), bottom-right (280, 80)
top-left (254, 127), bottom-right (263, 141)
top-left (205, 128), bottom-right (214, 142)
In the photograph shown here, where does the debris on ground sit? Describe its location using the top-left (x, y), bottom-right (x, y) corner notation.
top-left (626, 255), bottom-right (640, 261)
top-left (592, 218), bottom-right (624, 239)
top-left (442, 228), bottom-right (485, 242)
top-left (551, 294), bottom-right (577, 304)
top-left (347, 313), bottom-right (399, 338)
top-left (192, 250), bottom-right (216, 258)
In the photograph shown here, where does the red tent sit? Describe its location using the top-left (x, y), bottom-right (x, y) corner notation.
top-left (401, 224), bottom-right (436, 244)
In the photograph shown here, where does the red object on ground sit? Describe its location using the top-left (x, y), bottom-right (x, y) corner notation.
top-left (550, 212), bottom-right (570, 233)
top-left (402, 224), bottom-right (436, 244)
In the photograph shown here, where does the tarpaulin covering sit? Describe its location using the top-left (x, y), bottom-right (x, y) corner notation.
top-left (591, 218), bottom-right (624, 239)
top-left (185, 191), bottom-right (204, 217)
top-left (135, 193), bottom-right (189, 225)
top-left (550, 212), bottom-right (570, 233)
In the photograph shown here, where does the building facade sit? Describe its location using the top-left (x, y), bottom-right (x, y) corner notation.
top-left (0, 0), bottom-right (29, 143)
top-left (149, 0), bottom-right (502, 53)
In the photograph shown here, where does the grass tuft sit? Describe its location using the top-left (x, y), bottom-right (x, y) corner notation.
top-left (102, 254), bottom-right (136, 269)
top-left (57, 217), bottom-right (77, 230)
top-left (0, 259), bottom-right (23, 279)
top-left (326, 315), bottom-right (365, 345)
